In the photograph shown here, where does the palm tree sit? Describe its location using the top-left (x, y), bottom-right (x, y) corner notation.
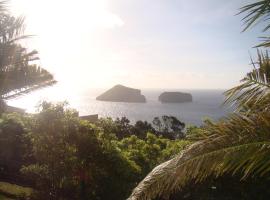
top-left (239, 0), bottom-right (270, 47)
top-left (0, 1), bottom-right (56, 110)
top-left (128, 1), bottom-right (270, 199)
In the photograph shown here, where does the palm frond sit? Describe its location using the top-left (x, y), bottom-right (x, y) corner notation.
top-left (2, 79), bottom-right (56, 100)
top-left (6, 35), bottom-right (33, 44)
top-left (0, 1), bottom-right (7, 13)
top-left (0, 12), bottom-right (56, 99)
top-left (224, 50), bottom-right (270, 112)
top-left (255, 36), bottom-right (270, 47)
top-left (239, 0), bottom-right (270, 32)
top-left (0, 65), bottom-right (57, 100)
top-left (0, 15), bottom-right (26, 43)
top-left (128, 112), bottom-right (270, 200)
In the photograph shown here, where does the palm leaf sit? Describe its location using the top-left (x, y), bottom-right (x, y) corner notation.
top-left (0, 65), bottom-right (57, 99)
top-left (128, 112), bottom-right (270, 200)
top-left (224, 50), bottom-right (270, 112)
top-left (0, 9), bottom-right (56, 100)
top-left (0, 1), bottom-right (7, 13)
top-left (239, 0), bottom-right (270, 32)
top-left (238, 0), bottom-right (270, 47)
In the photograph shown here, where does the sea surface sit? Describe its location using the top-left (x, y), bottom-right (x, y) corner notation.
top-left (7, 87), bottom-right (233, 126)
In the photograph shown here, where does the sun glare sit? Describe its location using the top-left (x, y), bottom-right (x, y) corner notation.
top-left (6, 0), bottom-right (127, 110)
top-left (11, 0), bottom-right (124, 29)
top-left (10, 0), bottom-right (124, 90)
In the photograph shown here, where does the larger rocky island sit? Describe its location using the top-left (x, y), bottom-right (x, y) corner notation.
top-left (96, 85), bottom-right (146, 103)
top-left (159, 92), bottom-right (192, 103)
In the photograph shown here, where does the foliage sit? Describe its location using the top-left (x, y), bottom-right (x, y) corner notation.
top-left (0, 181), bottom-right (33, 199)
top-left (117, 133), bottom-right (190, 179)
top-left (0, 194), bottom-right (12, 200)
top-left (128, 111), bottom-right (270, 200)
top-left (128, 1), bottom-right (270, 199)
top-left (18, 102), bottom-right (187, 200)
top-left (185, 124), bottom-right (207, 141)
top-left (97, 116), bottom-right (185, 140)
top-left (0, 101), bottom-right (192, 200)
top-left (0, 113), bottom-right (31, 183)
top-left (167, 175), bottom-right (270, 200)
top-left (97, 117), bottom-right (134, 139)
top-left (225, 50), bottom-right (270, 113)
top-left (239, 0), bottom-right (270, 47)
top-left (0, 1), bottom-right (55, 112)
top-left (133, 121), bottom-right (156, 139)
top-left (152, 116), bottom-right (185, 139)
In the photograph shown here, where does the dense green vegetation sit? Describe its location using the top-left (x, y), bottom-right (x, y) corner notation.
top-left (0, 102), bottom-right (190, 200)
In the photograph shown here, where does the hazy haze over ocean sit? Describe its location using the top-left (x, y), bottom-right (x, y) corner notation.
top-left (8, 87), bottom-right (232, 126)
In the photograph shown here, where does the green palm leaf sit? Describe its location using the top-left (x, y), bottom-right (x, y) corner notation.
top-left (239, 0), bottom-right (270, 32)
top-left (0, 5), bottom-right (56, 100)
top-left (224, 50), bottom-right (270, 112)
top-left (128, 112), bottom-right (270, 200)
top-left (239, 0), bottom-right (270, 47)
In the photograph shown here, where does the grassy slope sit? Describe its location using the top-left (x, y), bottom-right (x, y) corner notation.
top-left (0, 182), bottom-right (32, 199)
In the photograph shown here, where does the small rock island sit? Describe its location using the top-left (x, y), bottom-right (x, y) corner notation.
top-left (159, 92), bottom-right (192, 103)
top-left (96, 85), bottom-right (146, 103)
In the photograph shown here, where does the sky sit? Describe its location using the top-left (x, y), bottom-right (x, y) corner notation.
top-left (10, 0), bottom-right (263, 90)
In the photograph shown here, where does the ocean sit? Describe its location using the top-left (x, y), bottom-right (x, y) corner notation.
top-left (7, 87), bottom-right (232, 126)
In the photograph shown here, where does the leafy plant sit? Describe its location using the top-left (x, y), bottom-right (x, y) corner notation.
top-left (239, 0), bottom-right (270, 47)
top-left (0, 1), bottom-right (56, 112)
top-left (128, 1), bottom-right (270, 199)
top-left (224, 50), bottom-right (270, 113)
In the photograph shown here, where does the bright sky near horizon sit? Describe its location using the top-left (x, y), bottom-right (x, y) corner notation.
top-left (10, 0), bottom-right (262, 90)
